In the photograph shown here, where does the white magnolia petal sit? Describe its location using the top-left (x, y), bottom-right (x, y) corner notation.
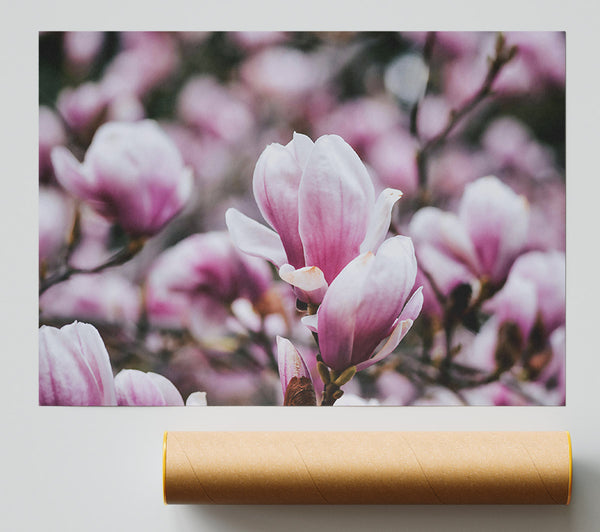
top-left (301, 314), bottom-right (318, 333)
top-left (186, 391), bottom-right (208, 406)
top-left (225, 208), bottom-right (287, 267)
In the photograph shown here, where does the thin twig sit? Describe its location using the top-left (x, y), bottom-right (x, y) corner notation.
top-left (415, 33), bottom-right (518, 200)
top-left (39, 237), bottom-right (146, 295)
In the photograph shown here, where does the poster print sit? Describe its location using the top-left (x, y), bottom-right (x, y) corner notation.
top-left (38, 32), bottom-right (565, 406)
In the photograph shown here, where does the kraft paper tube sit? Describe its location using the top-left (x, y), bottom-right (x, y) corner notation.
top-left (163, 431), bottom-right (572, 505)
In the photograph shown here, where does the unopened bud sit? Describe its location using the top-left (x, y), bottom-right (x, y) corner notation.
top-left (333, 366), bottom-right (357, 387)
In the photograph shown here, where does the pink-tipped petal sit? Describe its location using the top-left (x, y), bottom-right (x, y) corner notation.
top-left (356, 285), bottom-right (424, 372)
top-left (459, 176), bottom-right (529, 282)
top-left (356, 321), bottom-right (412, 373)
top-left (360, 188), bottom-right (403, 253)
top-left (225, 208), bottom-right (287, 267)
top-left (114, 369), bottom-right (184, 406)
top-left (252, 143), bottom-right (305, 267)
top-left (349, 236), bottom-right (418, 365)
top-left (279, 264), bottom-right (328, 304)
top-left (39, 322), bottom-right (117, 406)
top-left (298, 134), bottom-right (375, 283)
top-left (276, 336), bottom-right (312, 395)
top-left (484, 274), bottom-right (538, 340)
top-left (317, 252), bottom-right (376, 371)
top-left (288, 132), bottom-right (314, 170)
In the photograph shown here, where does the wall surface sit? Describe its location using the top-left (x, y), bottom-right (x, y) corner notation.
top-left (2, 1), bottom-right (599, 531)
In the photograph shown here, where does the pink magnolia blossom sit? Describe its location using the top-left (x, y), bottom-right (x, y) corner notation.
top-left (303, 236), bottom-right (423, 372)
top-left (51, 120), bottom-right (193, 237)
top-left (226, 133), bottom-right (403, 304)
top-left (485, 250), bottom-right (565, 336)
top-left (39, 322), bottom-right (117, 406)
top-left (455, 251), bottom-right (565, 381)
top-left (145, 232), bottom-right (273, 330)
top-left (114, 369), bottom-right (184, 406)
top-left (409, 176), bottom-right (529, 288)
top-left (39, 106), bottom-right (66, 178)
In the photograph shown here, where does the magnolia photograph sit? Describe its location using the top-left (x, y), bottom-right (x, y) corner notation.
top-left (38, 31), bottom-right (565, 406)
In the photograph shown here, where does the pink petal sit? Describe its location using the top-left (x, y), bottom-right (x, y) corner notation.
top-left (276, 336), bottom-right (312, 396)
top-left (298, 134), bottom-right (375, 283)
top-left (459, 176), bottom-right (529, 282)
top-left (252, 142), bottom-right (304, 267)
top-left (410, 206), bottom-right (479, 274)
top-left (349, 236), bottom-right (418, 366)
top-left (51, 146), bottom-right (95, 201)
top-left (114, 369), bottom-right (184, 406)
top-left (317, 252), bottom-right (376, 371)
top-left (355, 286), bottom-right (423, 371)
top-left (416, 243), bottom-right (477, 296)
top-left (39, 322), bottom-right (117, 406)
top-left (225, 208), bottom-right (287, 267)
top-left (484, 274), bottom-right (538, 340)
top-left (279, 264), bottom-right (328, 304)
top-left (287, 132), bottom-right (314, 170)
top-left (360, 188), bottom-right (403, 253)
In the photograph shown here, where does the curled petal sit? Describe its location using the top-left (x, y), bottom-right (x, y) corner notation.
top-left (301, 314), bottom-right (318, 333)
top-left (287, 132), bottom-right (314, 170)
top-left (298, 134), bottom-right (375, 283)
top-left (186, 391), bottom-right (208, 406)
top-left (279, 264), bottom-right (328, 305)
top-left (360, 188), bottom-right (403, 253)
top-left (225, 208), bottom-right (287, 267)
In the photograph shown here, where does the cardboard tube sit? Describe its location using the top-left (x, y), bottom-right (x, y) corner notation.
top-left (163, 431), bottom-right (572, 505)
